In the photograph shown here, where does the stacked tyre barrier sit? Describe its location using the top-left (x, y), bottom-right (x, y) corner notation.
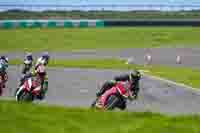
top-left (1, 19), bottom-right (200, 29)
top-left (104, 19), bottom-right (200, 26)
top-left (0, 20), bottom-right (104, 28)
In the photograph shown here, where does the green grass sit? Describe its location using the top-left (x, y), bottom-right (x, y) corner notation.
top-left (1, 27), bottom-right (200, 52)
top-left (0, 100), bottom-right (200, 133)
top-left (9, 58), bottom-right (200, 88)
top-left (145, 66), bottom-right (200, 89)
top-left (3, 10), bottom-right (200, 19)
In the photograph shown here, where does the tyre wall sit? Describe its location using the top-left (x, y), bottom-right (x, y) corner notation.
top-left (0, 20), bottom-right (104, 28)
top-left (104, 19), bottom-right (200, 26)
top-left (1, 19), bottom-right (200, 28)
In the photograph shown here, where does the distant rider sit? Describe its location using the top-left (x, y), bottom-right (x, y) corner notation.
top-left (18, 53), bottom-right (34, 87)
top-left (35, 52), bottom-right (50, 70)
top-left (0, 56), bottom-right (8, 95)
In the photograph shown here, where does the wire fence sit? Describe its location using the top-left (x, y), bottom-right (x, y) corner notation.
top-left (0, 4), bottom-right (200, 11)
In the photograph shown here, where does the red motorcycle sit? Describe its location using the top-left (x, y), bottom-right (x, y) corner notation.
top-left (91, 81), bottom-right (134, 110)
top-left (0, 73), bottom-right (7, 96)
top-left (15, 77), bottom-right (42, 102)
top-left (0, 74), bottom-right (3, 96)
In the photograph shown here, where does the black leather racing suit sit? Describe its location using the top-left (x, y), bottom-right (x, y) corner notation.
top-left (18, 64), bottom-right (32, 87)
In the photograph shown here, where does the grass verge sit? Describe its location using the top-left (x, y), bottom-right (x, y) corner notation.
top-left (0, 100), bottom-right (200, 133)
top-left (9, 58), bottom-right (200, 89)
top-left (1, 27), bottom-right (200, 52)
top-left (3, 10), bottom-right (200, 20)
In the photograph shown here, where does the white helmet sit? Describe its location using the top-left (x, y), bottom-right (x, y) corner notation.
top-left (24, 59), bottom-right (32, 65)
top-left (36, 57), bottom-right (46, 65)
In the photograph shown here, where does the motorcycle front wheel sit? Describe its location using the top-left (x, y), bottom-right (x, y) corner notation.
top-left (16, 89), bottom-right (33, 102)
top-left (104, 95), bottom-right (120, 110)
top-left (90, 98), bottom-right (98, 108)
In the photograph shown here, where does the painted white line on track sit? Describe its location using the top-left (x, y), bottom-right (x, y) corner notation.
top-left (139, 70), bottom-right (200, 93)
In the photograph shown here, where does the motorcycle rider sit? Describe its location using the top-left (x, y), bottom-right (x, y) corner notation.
top-left (33, 63), bottom-right (49, 100)
top-left (35, 52), bottom-right (50, 69)
top-left (18, 53), bottom-right (34, 87)
top-left (94, 70), bottom-right (141, 110)
top-left (31, 52), bottom-right (50, 100)
top-left (0, 56), bottom-right (8, 95)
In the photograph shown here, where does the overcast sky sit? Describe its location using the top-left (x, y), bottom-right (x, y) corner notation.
top-left (0, 0), bottom-right (200, 5)
top-left (0, 0), bottom-right (199, 11)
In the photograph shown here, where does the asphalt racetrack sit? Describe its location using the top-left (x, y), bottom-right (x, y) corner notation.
top-left (7, 48), bottom-right (200, 67)
top-left (2, 48), bottom-right (200, 115)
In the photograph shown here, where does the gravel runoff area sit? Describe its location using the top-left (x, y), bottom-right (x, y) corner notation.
top-left (5, 48), bottom-right (200, 67)
top-left (3, 66), bottom-right (200, 115)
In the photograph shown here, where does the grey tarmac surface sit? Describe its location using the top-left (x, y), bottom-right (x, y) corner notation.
top-left (5, 48), bottom-right (200, 67)
top-left (3, 66), bottom-right (200, 115)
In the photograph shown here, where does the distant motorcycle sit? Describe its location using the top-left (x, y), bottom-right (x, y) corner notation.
top-left (91, 81), bottom-right (134, 110)
top-left (0, 72), bottom-right (7, 96)
top-left (0, 73), bottom-right (4, 96)
top-left (15, 77), bottom-right (42, 102)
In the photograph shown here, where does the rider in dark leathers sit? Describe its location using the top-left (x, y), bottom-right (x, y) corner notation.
top-left (95, 70), bottom-right (141, 110)
top-left (18, 53), bottom-right (34, 87)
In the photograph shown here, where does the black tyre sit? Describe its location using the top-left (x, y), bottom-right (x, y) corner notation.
top-left (14, 88), bottom-right (20, 96)
top-left (104, 95), bottom-right (120, 110)
top-left (16, 89), bottom-right (33, 102)
top-left (117, 99), bottom-right (127, 110)
top-left (91, 98), bottom-right (98, 108)
top-left (23, 92), bottom-right (33, 102)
